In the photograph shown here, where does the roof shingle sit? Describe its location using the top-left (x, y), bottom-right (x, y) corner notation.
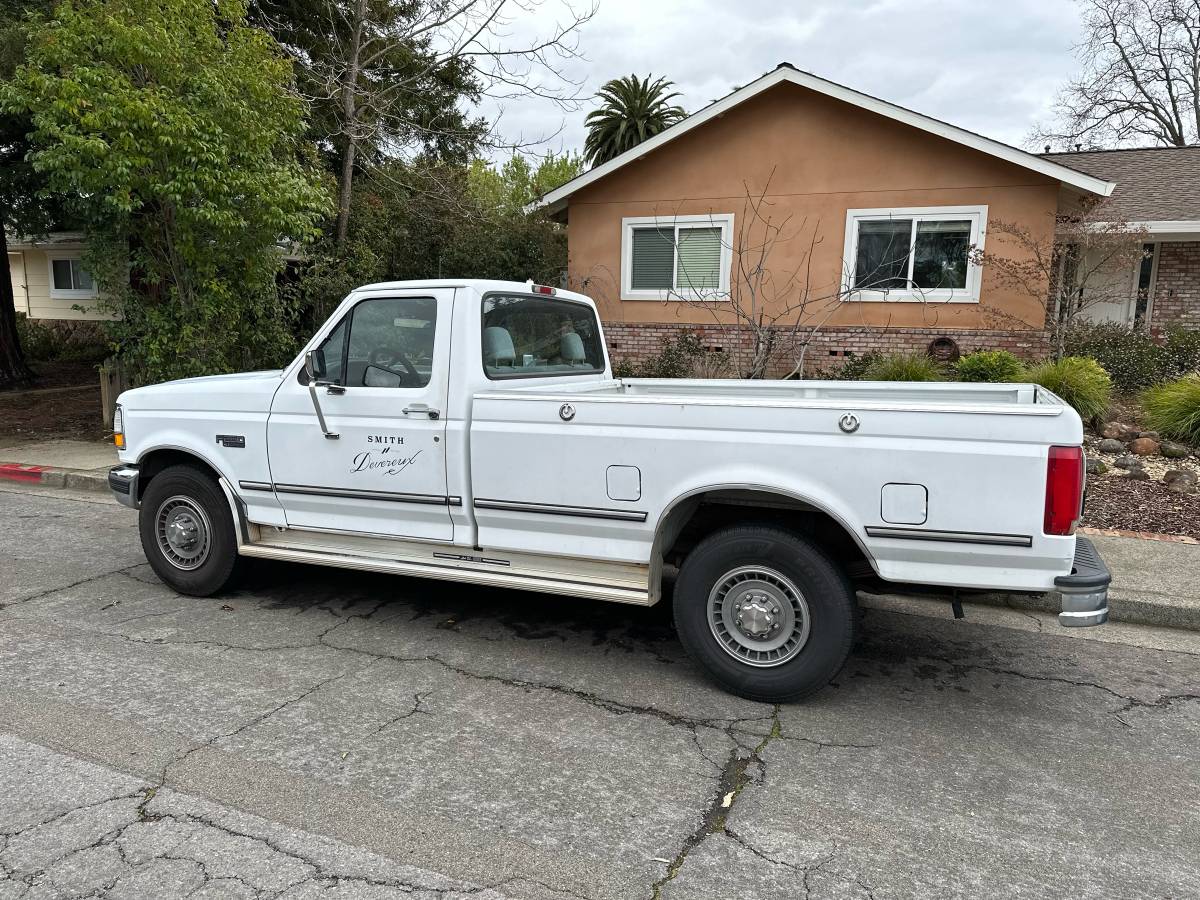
top-left (1043, 147), bottom-right (1200, 222)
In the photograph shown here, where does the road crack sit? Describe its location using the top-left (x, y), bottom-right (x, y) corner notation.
top-left (648, 706), bottom-right (782, 899)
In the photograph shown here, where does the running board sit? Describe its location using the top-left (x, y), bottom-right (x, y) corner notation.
top-left (239, 527), bottom-right (652, 606)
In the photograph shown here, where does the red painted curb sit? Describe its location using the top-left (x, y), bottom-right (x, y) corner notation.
top-left (0, 463), bottom-right (46, 484)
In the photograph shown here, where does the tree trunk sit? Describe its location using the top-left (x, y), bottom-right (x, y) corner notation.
top-left (334, 0), bottom-right (367, 246)
top-left (0, 225), bottom-right (36, 390)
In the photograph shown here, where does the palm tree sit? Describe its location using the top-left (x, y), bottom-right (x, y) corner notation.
top-left (583, 75), bottom-right (686, 166)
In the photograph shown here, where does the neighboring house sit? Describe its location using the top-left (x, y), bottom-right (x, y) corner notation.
top-left (7, 231), bottom-right (112, 321)
top-left (535, 63), bottom-right (1129, 370)
top-left (1044, 146), bottom-right (1200, 334)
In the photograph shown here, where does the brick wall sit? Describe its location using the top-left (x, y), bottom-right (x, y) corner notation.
top-left (603, 321), bottom-right (1051, 376)
top-left (1151, 242), bottom-right (1200, 333)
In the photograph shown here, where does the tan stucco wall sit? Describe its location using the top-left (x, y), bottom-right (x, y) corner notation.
top-left (566, 82), bottom-right (1059, 330)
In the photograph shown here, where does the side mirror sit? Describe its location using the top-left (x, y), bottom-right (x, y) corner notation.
top-left (304, 348), bottom-right (326, 382)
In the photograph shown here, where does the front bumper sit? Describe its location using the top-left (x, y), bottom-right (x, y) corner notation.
top-left (1054, 536), bottom-right (1111, 627)
top-left (108, 465), bottom-right (140, 509)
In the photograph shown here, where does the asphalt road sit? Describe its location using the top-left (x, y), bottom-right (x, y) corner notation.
top-left (1, 484), bottom-right (1198, 900)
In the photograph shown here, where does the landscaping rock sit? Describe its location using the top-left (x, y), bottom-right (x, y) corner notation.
top-left (1098, 438), bottom-right (1126, 454)
top-left (1101, 422), bottom-right (1139, 441)
top-left (1125, 466), bottom-right (1152, 481)
top-left (1114, 455), bottom-right (1144, 471)
top-left (1162, 441), bottom-right (1191, 459)
top-left (1138, 431), bottom-right (1161, 440)
top-left (1164, 469), bottom-right (1198, 494)
top-left (1085, 458), bottom-right (1108, 476)
top-left (1129, 437), bottom-right (1161, 456)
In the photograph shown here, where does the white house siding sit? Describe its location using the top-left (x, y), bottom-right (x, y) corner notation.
top-left (7, 245), bottom-right (114, 321)
top-left (8, 252), bottom-right (28, 315)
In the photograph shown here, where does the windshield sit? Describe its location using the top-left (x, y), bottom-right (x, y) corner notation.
top-left (481, 293), bottom-right (606, 379)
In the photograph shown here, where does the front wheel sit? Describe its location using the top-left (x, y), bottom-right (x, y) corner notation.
top-left (673, 524), bottom-right (856, 703)
top-left (138, 464), bottom-right (242, 596)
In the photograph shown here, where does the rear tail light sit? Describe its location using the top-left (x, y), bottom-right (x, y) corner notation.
top-left (1045, 445), bottom-right (1084, 535)
top-left (530, 284), bottom-right (556, 295)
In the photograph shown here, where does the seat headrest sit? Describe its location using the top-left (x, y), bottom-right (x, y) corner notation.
top-left (560, 332), bottom-right (586, 363)
top-left (483, 326), bottom-right (516, 364)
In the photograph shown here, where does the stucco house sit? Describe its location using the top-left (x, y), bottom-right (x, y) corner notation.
top-left (535, 63), bottom-right (1198, 371)
top-left (7, 231), bottom-right (112, 322)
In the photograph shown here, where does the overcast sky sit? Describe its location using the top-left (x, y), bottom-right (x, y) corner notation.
top-left (483, 0), bottom-right (1087, 157)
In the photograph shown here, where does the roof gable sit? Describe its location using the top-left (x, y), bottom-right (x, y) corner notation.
top-left (535, 64), bottom-right (1115, 214)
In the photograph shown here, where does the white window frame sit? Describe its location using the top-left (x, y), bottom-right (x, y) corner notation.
top-left (46, 252), bottom-right (98, 301)
top-left (842, 205), bottom-right (987, 304)
top-left (621, 213), bottom-right (734, 302)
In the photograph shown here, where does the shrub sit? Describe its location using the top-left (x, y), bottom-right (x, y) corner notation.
top-left (956, 350), bottom-right (1024, 383)
top-left (1164, 328), bottom-right (1200, 377)
top-left (611, 358), bottom-right (638, 379)
top-left (860, 352), bottom-right (945, 382)
top-left (1062, 322), bottom-right (1166, 392)
top-left (1025, 356), bottom-right (1112, 422)
top-left (1142, 376), bottom-right (1200, 445)
top-left (14, 312), bottom-right (64, 361)
top-left (612, 331), bottom-right (728, 379)
top-left (817, 352), bottom-right (880, 381)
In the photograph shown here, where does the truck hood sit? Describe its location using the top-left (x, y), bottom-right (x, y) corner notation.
top-left (117, 369), bottom-right (285, 413)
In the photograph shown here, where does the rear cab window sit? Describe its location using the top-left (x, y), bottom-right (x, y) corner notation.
top-left (481, 293), bottom-right (606, 379)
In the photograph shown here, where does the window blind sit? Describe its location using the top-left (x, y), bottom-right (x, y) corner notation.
top-left (676, 227), bottom-right (722, 290)
top-left (630, 227), bottom-right (674, 290)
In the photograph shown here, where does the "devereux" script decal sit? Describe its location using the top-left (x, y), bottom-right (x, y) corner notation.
top-left (350, 445), bottom-right (422, 477)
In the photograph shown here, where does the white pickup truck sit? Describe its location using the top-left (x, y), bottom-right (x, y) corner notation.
top-left (110, 279), bottom-right (1110, 701)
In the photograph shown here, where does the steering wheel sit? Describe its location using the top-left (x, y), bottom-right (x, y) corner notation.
top-left (368, 347), bottom-right (421, 385)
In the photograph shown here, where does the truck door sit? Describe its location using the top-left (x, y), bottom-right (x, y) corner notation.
top-left (265, 289), bottom-right (454, 541)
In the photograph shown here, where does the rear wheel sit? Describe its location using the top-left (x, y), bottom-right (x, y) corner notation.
top-left (673, 524), bottom-right (856, 702)
top-left (138, 464), bottom-right (242, 596)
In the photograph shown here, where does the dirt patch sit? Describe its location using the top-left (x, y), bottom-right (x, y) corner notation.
top-left (0, 362), bottom-right (109, 444)
top-left (1083, 474), bottom-right (1200, 537)
top-left (24, 360), bottom-right (104, 390)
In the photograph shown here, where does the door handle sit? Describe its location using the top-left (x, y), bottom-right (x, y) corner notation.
top-left (403, 405), bottom-right (441, 420)
top-left (325, 384), bottom-right (346, 395)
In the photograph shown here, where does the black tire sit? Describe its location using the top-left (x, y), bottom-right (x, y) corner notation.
top-left (673, 524), bottom-right (856, 703)
top-left (138, 464), bottom-right (242, 596)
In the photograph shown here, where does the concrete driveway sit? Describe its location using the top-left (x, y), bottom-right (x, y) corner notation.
top-left (1, 484), bottom-right (1198, 899)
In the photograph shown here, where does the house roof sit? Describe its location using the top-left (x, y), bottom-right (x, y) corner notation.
top-left (1042, 146), bottom-right (1200, 227)
top-left (533, 63), bottom-right (1116, 215)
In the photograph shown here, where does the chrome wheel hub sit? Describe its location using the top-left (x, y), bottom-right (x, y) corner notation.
top-left (708, 566), bottom-right (811, 668)
top-left (155, 496), bottom-right (212, 571)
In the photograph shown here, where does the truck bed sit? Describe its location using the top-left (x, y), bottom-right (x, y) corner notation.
top-left (469, 376), bottom-right (1082, 595)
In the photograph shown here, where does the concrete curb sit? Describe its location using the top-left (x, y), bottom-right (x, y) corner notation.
top-left (0, 462), bottom-right (110, 494)
top-left (866, 587), bottom-right (1200, 633)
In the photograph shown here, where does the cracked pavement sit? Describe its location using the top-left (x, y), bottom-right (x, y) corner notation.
top-left (1, 486), bottom-right (1199, 898)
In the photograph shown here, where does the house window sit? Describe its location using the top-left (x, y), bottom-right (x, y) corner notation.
top-left (843, 206), bottom-right (986, 303)
top-left (1134, 242), bottom-right (1158, 327)
top-left (48, 255), bottom-right (96, 299)
top-left (621, 214), bottom-right (733, 300)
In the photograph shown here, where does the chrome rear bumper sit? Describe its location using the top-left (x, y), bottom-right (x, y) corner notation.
top-left (1055, 537), bottom-right (1111, 627)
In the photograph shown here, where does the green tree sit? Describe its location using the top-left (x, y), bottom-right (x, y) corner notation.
top-left (583, 74), bottom-right (686, 166)
top-left (0, 0), bottom-right (56, 390)
top-left (292, 152), bottom-right (576, 329)
top-left (4, 0), bottom-right (330, 382)
top-left (466, 152), bottom-right (584, 214)
top-left (250, 0), bottom-right (594, 246)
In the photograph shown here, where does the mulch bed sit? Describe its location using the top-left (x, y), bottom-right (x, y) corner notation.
top-left (0, 361), bottom-right (109, 444)
top-left (1082, 474), bottom-right (1200, 538)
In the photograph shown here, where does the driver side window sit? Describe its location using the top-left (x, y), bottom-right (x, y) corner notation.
top-left (308, 296), bottom-right (438, 389)
top-left (347, 296), bottom-right (436, 388)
